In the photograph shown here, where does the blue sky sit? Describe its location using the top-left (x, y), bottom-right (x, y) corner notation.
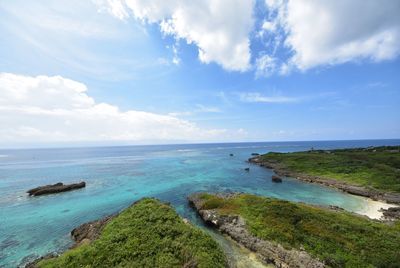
top-left (0, 0), bottom-right (399, 147)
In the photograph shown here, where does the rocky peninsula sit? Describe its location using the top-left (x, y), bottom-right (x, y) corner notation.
top-left (26, 198), bottom-right (226, 268)
top-left (188, 192), bottom-right (400, 268)
top-left (248, 146), bottom-right (400, 204)
top-left (189, 193), bottom-right (324, 268)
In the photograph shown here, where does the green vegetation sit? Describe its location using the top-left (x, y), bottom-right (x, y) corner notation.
top-left (259, 146), bottom-right (400, 192)
top-left (38, 198), bottom-right (226, 268)
top-left (198, 193), bottom-right (400, 268)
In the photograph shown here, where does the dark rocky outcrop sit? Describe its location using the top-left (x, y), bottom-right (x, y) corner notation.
top-left (27, 182), bottom-right (86, 196)
top-left (248, 156), bottom-right (400, 205)
top-left (244, 167), bottom-right (250, 172)
top-left (24, 214), bottom-right (114, 268)
top-left (272, 175), bottom-right (282, 183)
top-left (328, 205), bottom-right (345, 211)
top-left (70, 215), bottom-right (116, 247)
top-left (381, 207), bottom-right (400, 220)
top-left (188, 193), bottom-right (325, 268)
top-left (251, 153), bottom-right (260, 156)
top-left (25, 253), bottom-right (58, 268)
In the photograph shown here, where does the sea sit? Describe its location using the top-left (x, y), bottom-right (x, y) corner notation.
top-left (0, 139), bottom-right (399, 267)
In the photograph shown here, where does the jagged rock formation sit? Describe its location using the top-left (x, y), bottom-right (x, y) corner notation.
top-left (27, 182), bottom-right (86, 196)
top-left (188, 193), bottom-right (325, 268)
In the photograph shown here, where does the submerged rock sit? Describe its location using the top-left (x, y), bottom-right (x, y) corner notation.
top-left (230, 153), bottom-right (234, 156)
top-left (244, 167), bottom-right (250, 172)
top-left (271, 175), bottom-right (283, 183)
top-left (27, 182), bottom-right (86, 196)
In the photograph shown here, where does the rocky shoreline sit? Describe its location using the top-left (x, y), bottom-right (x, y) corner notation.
top-left (248, 156), bottom-right (400, 205)
top-left (25, 213), bottom-right (116, 268)
top-left (188, 193), bottom-right (325, 268)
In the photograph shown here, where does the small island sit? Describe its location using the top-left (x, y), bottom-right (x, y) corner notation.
top-left (27, 182), bottom-right (86, 196)
top-left (29, 198), bottom-right (226, 268)
top-left (249, 146), bottom-right (400, 203)
top-left (189, 193), bottom-right (400, 267)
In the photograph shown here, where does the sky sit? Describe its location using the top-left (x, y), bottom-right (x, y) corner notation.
top-left (0, 0), bottom-right (399, 148)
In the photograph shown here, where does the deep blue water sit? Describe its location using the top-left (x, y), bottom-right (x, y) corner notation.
top-left (0, 140), bottom-right (399, 267)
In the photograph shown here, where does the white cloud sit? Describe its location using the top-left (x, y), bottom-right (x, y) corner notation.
top-left (95, 0), bottom-right (130, 20)
top-left (265, 0), bottom-right (400, 70)
top-left (99, 0), bottom-right (254, 71)
top-left (239, 92), bottom-right (298, 103)
top-left (261, 20), bottom-right (276, 33)
top-left (0, 73), bottom-right (236, 145)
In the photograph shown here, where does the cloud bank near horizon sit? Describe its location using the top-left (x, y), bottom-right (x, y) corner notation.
top-left (0, 73), bottom-right (246, 145)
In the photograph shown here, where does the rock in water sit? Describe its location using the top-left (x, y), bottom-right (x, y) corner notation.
top-left (230, 153), bottom-right (234, 156)
top-left (27, 182), bottom-right (86, 196)
top-left (244, 167), bottom-right (250, 171)
top-left (272, 175), bottom-right (283, 183)
top-left (251, 153), bottom-right (260, 156)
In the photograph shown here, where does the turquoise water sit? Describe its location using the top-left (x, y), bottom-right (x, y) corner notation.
top-left (0, 140), bottom-right (399, 267)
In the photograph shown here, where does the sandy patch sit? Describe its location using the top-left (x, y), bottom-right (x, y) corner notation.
top-left (354, 197), bottom-right (398, 219)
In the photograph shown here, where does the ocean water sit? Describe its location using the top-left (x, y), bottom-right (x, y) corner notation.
top-left (0, 140), bottom-right (399, 267)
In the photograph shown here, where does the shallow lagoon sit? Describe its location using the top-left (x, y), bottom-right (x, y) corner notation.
top-left (1, 140), bottom-right (399, 267)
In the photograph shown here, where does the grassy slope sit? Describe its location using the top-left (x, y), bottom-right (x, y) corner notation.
top-left (198, 193), bottom-right (400, 268)
top-left (259, 146), bottom-right (400, 192)
top-left (38, 198), bottom-right (226, 268)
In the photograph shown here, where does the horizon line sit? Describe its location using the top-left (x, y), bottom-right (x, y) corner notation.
top-left (1, 138), bottom-right (399, 151)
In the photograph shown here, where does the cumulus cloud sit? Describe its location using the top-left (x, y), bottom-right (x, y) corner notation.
top-left (0, 73), bottom-right (233, 144)
top-left (239, 92), bottom-right (298, 103)
top-left (95, 0), bottom-right (400, 74)
top-left (98, 0), bottom-right (254, 71)
top-left (265, 0), bottom-right (400, 70)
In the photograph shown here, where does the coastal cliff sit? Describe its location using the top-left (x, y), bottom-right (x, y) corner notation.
top-left (188, 193), bottom-right (400, 267)
top-left (189, 193), bottom-right (324, 268)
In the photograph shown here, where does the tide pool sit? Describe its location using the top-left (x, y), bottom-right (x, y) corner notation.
top-left (1, 140), bottom-right (399, 267)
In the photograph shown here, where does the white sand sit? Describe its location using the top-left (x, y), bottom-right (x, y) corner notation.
top-left (353, 197), bottom-right (398, 219)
